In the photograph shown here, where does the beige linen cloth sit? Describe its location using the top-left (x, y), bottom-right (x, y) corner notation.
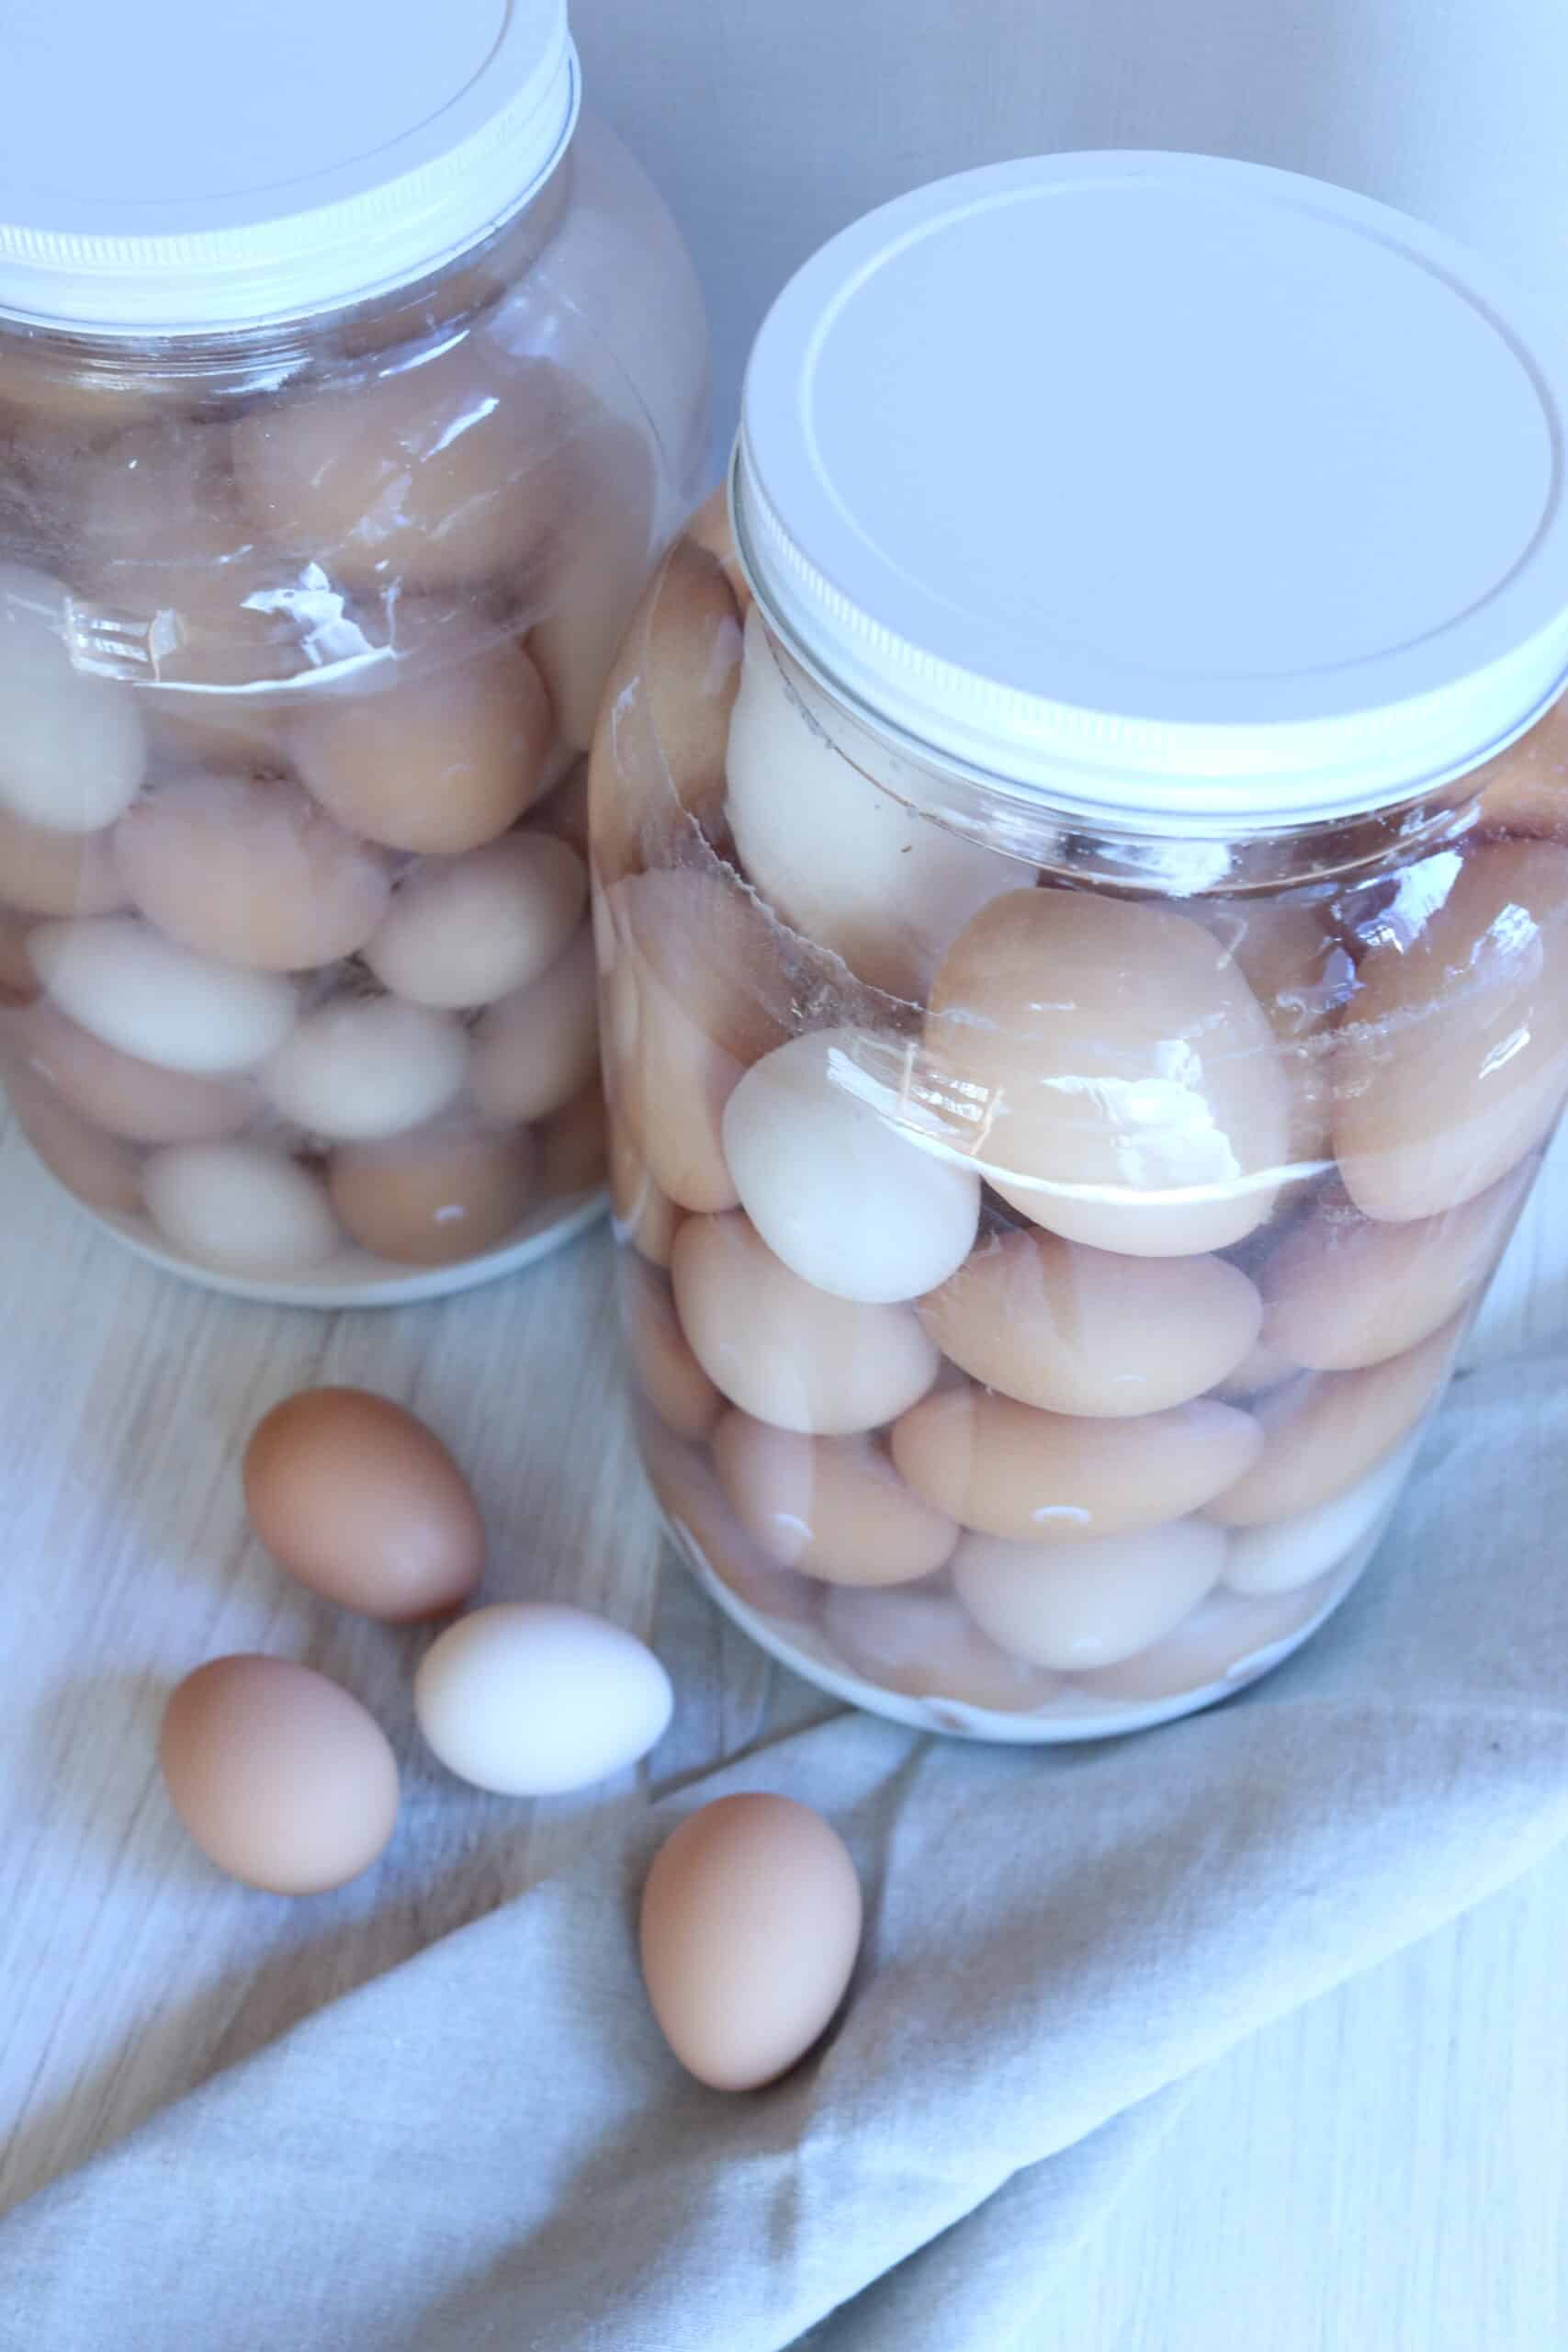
top-left (6, 1340), bottom-right (1568, 2350)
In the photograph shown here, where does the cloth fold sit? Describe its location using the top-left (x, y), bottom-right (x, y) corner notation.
top-left (6, 1345), bottom-right (1568, 2351)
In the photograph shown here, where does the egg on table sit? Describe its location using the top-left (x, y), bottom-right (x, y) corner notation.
top-left (413, 1601), bottom-right (673, 1795)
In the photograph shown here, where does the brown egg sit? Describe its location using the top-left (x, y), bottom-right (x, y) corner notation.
top-left (712, 1408), bottom-right (958, 1585)
top-left (535, 1081), bottom-right (608, 1199)
top-left (243, 1386), bottom-right (484, 1621)
top-left (952, 1520), bottom-right (1227, 1670)
top-left (588, 534), bottom-right (744, 885)
top-left (231, 345), bottom-right (570, 592)
top-left (609, 1121), bottom-right (682, 1265)
top-left (11, 997), bottom-right (258, 1143)
top-left (637, 1411), bottom-right (819, 1625)
top-left (0, 804), bottom-right (127, 918)
top-left (1072, 1576), bottom-right (1337, 1704)
top-left (159, 1655), bottom-right (399, 1894)
top-left (822, 1582), bottom-right (1062, 1712)
top-left (7, 1067), bottom-right (144, 1215)
top-left (526, 419), bottom-right (658, 750)
top-left (923, 890), bottom-right (1290, 1255)
top-left (0, 346), bottom-right (176, 436)
top-left (0, 906), bottom-right (38, 1003)
top-left (1259, 1163), bottom-right (1530, 1372)
top-left (685, 485), bottom-right (751, 616)
top-left (1206, 1315), bottom-right (1461, 1526)
top-left (890, 1382), bottom-right (1261, 1543)
top-left (290, 644), bottom-right (556, 855)
top-left (919, 1226), bottom-right (1261, 1418)
top-left (327, 1120), bottom-right (538, 1266)
top-left (1202, 897), bottom-right (1353, 1174)
top-left (638, 1793), bottom-right (863, 2091)
top-left (673, 1212), bottom-right (940, 1437)
top-left (1335, 841), bottom-right (1568, 1221)
top-left (609, 867), bottom-right (791, 1212)
top-left (468, 925), bottom-right (598, 1123)
top-left (115, 775), bottom-right (393, 970)
top-left (620, 1254), bottom-right (723, 1441)
top-left (1470, 694), bottom-right (1568, 845)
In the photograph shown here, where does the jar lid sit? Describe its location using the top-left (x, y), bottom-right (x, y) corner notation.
top-left (734, 153), bottom-right (1568, 829)
top-left (0, 0), bottom-right (578, 334)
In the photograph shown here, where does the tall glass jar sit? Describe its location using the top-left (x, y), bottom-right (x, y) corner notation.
top-left (592, 154), bottom-right (1568, 1739)
top-left (0, 0), bottom-right (707, 1302)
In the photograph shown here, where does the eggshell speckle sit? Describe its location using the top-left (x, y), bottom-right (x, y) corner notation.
top-left (924, 890), bottom-right (1290, 1255)
top-left (953, 1519), bottom-right (1227, 1669)
top-left (160, 1656), bottom-right (399, 1894)
top-left (638, 1793), bottom-right (862, 2091)
top-left (920, 1224), bottom-right (1262, 1417)
top-left (672, 1212), bottom-right (940, 1437)
top-left (143, 1142), bottom-right (340, 1275)
top-left (0, 804), bottom-right (126, 918)
top-left (244, 1387), bottom-right (484, 1621)
top-left (890, 1383), bottom-right (1260, 1543)
top-left (264, 996), bottom-right (468, 1141)
top-left (721, 1027), bottom-right (980, 1304)
top-left (29, 915), bottom-right (298, 1073)
top-left (712, 1408), bottom-right (958, 1585)
top-left (414, 1602), bottom-right (672, 1795)
top-left (468, 926), bottom-right (598, 1124)
top-left (822, 1583), bottom-right (1063, 1712)
top-left (327, 1121), bottom-right (537, 1266)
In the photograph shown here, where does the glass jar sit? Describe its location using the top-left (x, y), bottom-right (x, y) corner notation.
top-left (0, 2), bottom-right (707, 1303)
top-left (592, 154), bottom-right (1568, 1739)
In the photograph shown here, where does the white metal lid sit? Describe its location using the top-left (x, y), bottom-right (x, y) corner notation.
top-left (0, 0), bottom-right (578, 334)
top-left (734, 153), bottom-right (1568, 827)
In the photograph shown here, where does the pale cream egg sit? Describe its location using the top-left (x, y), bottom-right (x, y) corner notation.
top-left (468, 926), bottom-right (598, 1124)
top-left (264, 997), bottom-right (468, 1141)
top-left (28, 914), bottom-right (298, 1073)
top-left (619, 1252), bottom-right (723, 1442)
top-left (1223, 1434), bottom-right (1418, 1596)
top-left (923, 889), bottom-right (1290, 1255)
top-left (0, 618), bottom-right (147, 832)
top-left (364, 833), bottom-right (585, 1008)
top-left (12, 997), bottom-right (258, 1144)
top-left (952, 1519), bottom-right (1227, 1670)
top-left (822, 1582), bottom-right (1062, 1712)
top-left (327, 1121), bottom-right (538, 1266)
top-left (1072, 1576), bottom-right (1337, 1704)
top-left (711, 1408), bottom-right (958, 1585)
top-left (142, 1141), bottom-right (339, 1275)
top-left (0, 803), bottom-right (126, 918)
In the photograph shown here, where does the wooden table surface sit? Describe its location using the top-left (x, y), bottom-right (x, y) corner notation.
top-left (3, 1095), bottom-right (1566, 2348)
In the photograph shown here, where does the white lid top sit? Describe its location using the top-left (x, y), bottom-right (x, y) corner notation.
top-left (0, 0), bottom-right (577, 334)
top-left (735, 153), bottom-right (1568, 827)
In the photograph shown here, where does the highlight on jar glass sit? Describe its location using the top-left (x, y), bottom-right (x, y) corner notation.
top-left (592, 153), bottom-right (1568, 1740)
top-left (0, 0), bottom-right (707, 1303)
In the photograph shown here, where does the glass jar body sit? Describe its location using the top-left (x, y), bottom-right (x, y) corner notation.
top-left (592, 500), bottom-right (1568, 1738)
top-left (0, 113), bottom-right (708, 1303)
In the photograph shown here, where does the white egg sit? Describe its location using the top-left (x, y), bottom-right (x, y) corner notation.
top-left (952, 1520), bottom-right (1227, 1669)
top-left (724, 605), bottom-right (1018, 1000)
top-left (1221, 1434), bottom-right (1418, 1597)
top-left (0, 665), bottom-right (147, 835)
top-left (720, 1028), bottom-right (981, 1304)
top-left (363, 835), bottom-right (587, 1010)
top-left (28, 915), bottom-right (298, 1074)
top-left (264, 997), bottom-right (468, 1141)
top-left (143, 1142), bottom-right (340, 1275)
top-left (413, 1602), bottom-right (673, 1795)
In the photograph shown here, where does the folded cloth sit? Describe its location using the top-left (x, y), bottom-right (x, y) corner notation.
top-left (6, 1342), bottom-right (1568, 2352)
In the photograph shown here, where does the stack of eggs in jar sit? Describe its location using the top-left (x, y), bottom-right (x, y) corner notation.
top-left (0, 5), bottom-right (707, 1302)
top-left (593, 156), bottom-right (1568, 1737)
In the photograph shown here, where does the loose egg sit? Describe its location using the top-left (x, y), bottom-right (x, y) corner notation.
top-left (232, 345), bottom-right (569, 592)
top-left (610, 867), bottom-right (792, 1212)
top-left (143, 1141), bottom-right (340, 1275)
top-left (13, 998), bottom-right (258, 1143)
top-left (609, 1122), bottom-right (682, 1265)
top-left (159, 1656), bottom-right (399, 1894)
top-left (724, 606), bottom-right (1016, 999)
top-left (685, 485), bottom-right (751, 614)
top-left (1222, 1434), bottom-right (1417, 1596)
top-left (526, 419), bottom-right (658, 750)
top-left (672, 1213), bottom-right (940, 1437)
top-left (1206, 1316), bottom-right (1461, 1526)
top-left (327, 1121), bottom-right (537, 1265)
top-left (290, 643), bottom-right (555, 855)
top-left (243, 1386), bottom-right (484, 1621)
top-left (822, 1583), bottom-right (1062, 1712)
top-left (114, 775), bottom-right (393, 970)
top-left (920, 1226), bottom-right (1262, 1417)
top-left (414, 1602), bottom-right (672, 1795)
top-left (0, 804), bottom-right (126, 918)
top-left (264, 997), bottom-right (468, 1141)
top-left (367, 833), bottom-right (585, 1010)
top-left (1072, 1577), bottom-right (1336, 1704)
top-left (620, 1254), bottom-right (723, 1441)
top-left (721, 1028), bottom-right (980, 1305)
top-left (890, 1383), bottom-right (1260, 1543)
top-left (638, 1412), bottom-right (821, 1626)
top-left (712, 1408), bottom-right (958, 1585)
top-left (0, 905), bottom-right (38, 1003)
top-left (468, 926), bottom-right (598, 1124)
top-left (7, 1068), bottom-right (144, 1216)
top-left (953, 1519), bottom-right (1227, 1669)
top-left (536, 1080), bottom-right (609, 1199)
top-left (588, 533), bottom-right (744, 883)
top-left (638, 1793), bottom-right (862, 2091)
top-left (28, 915), bottom-right (298, 1073)
top-left (1335, 841), bottom-right (1568, 1220)
top-left (1259, 1163), bottom-right (1529, 1371)
top-left (923, 891), bottom-right (1291, 1255)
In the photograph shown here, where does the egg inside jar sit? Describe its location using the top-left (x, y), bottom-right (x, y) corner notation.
top-left (0, 13), bottom-right (708, 1303)
top-left (593, 153), bottom-right (1568, 1738)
